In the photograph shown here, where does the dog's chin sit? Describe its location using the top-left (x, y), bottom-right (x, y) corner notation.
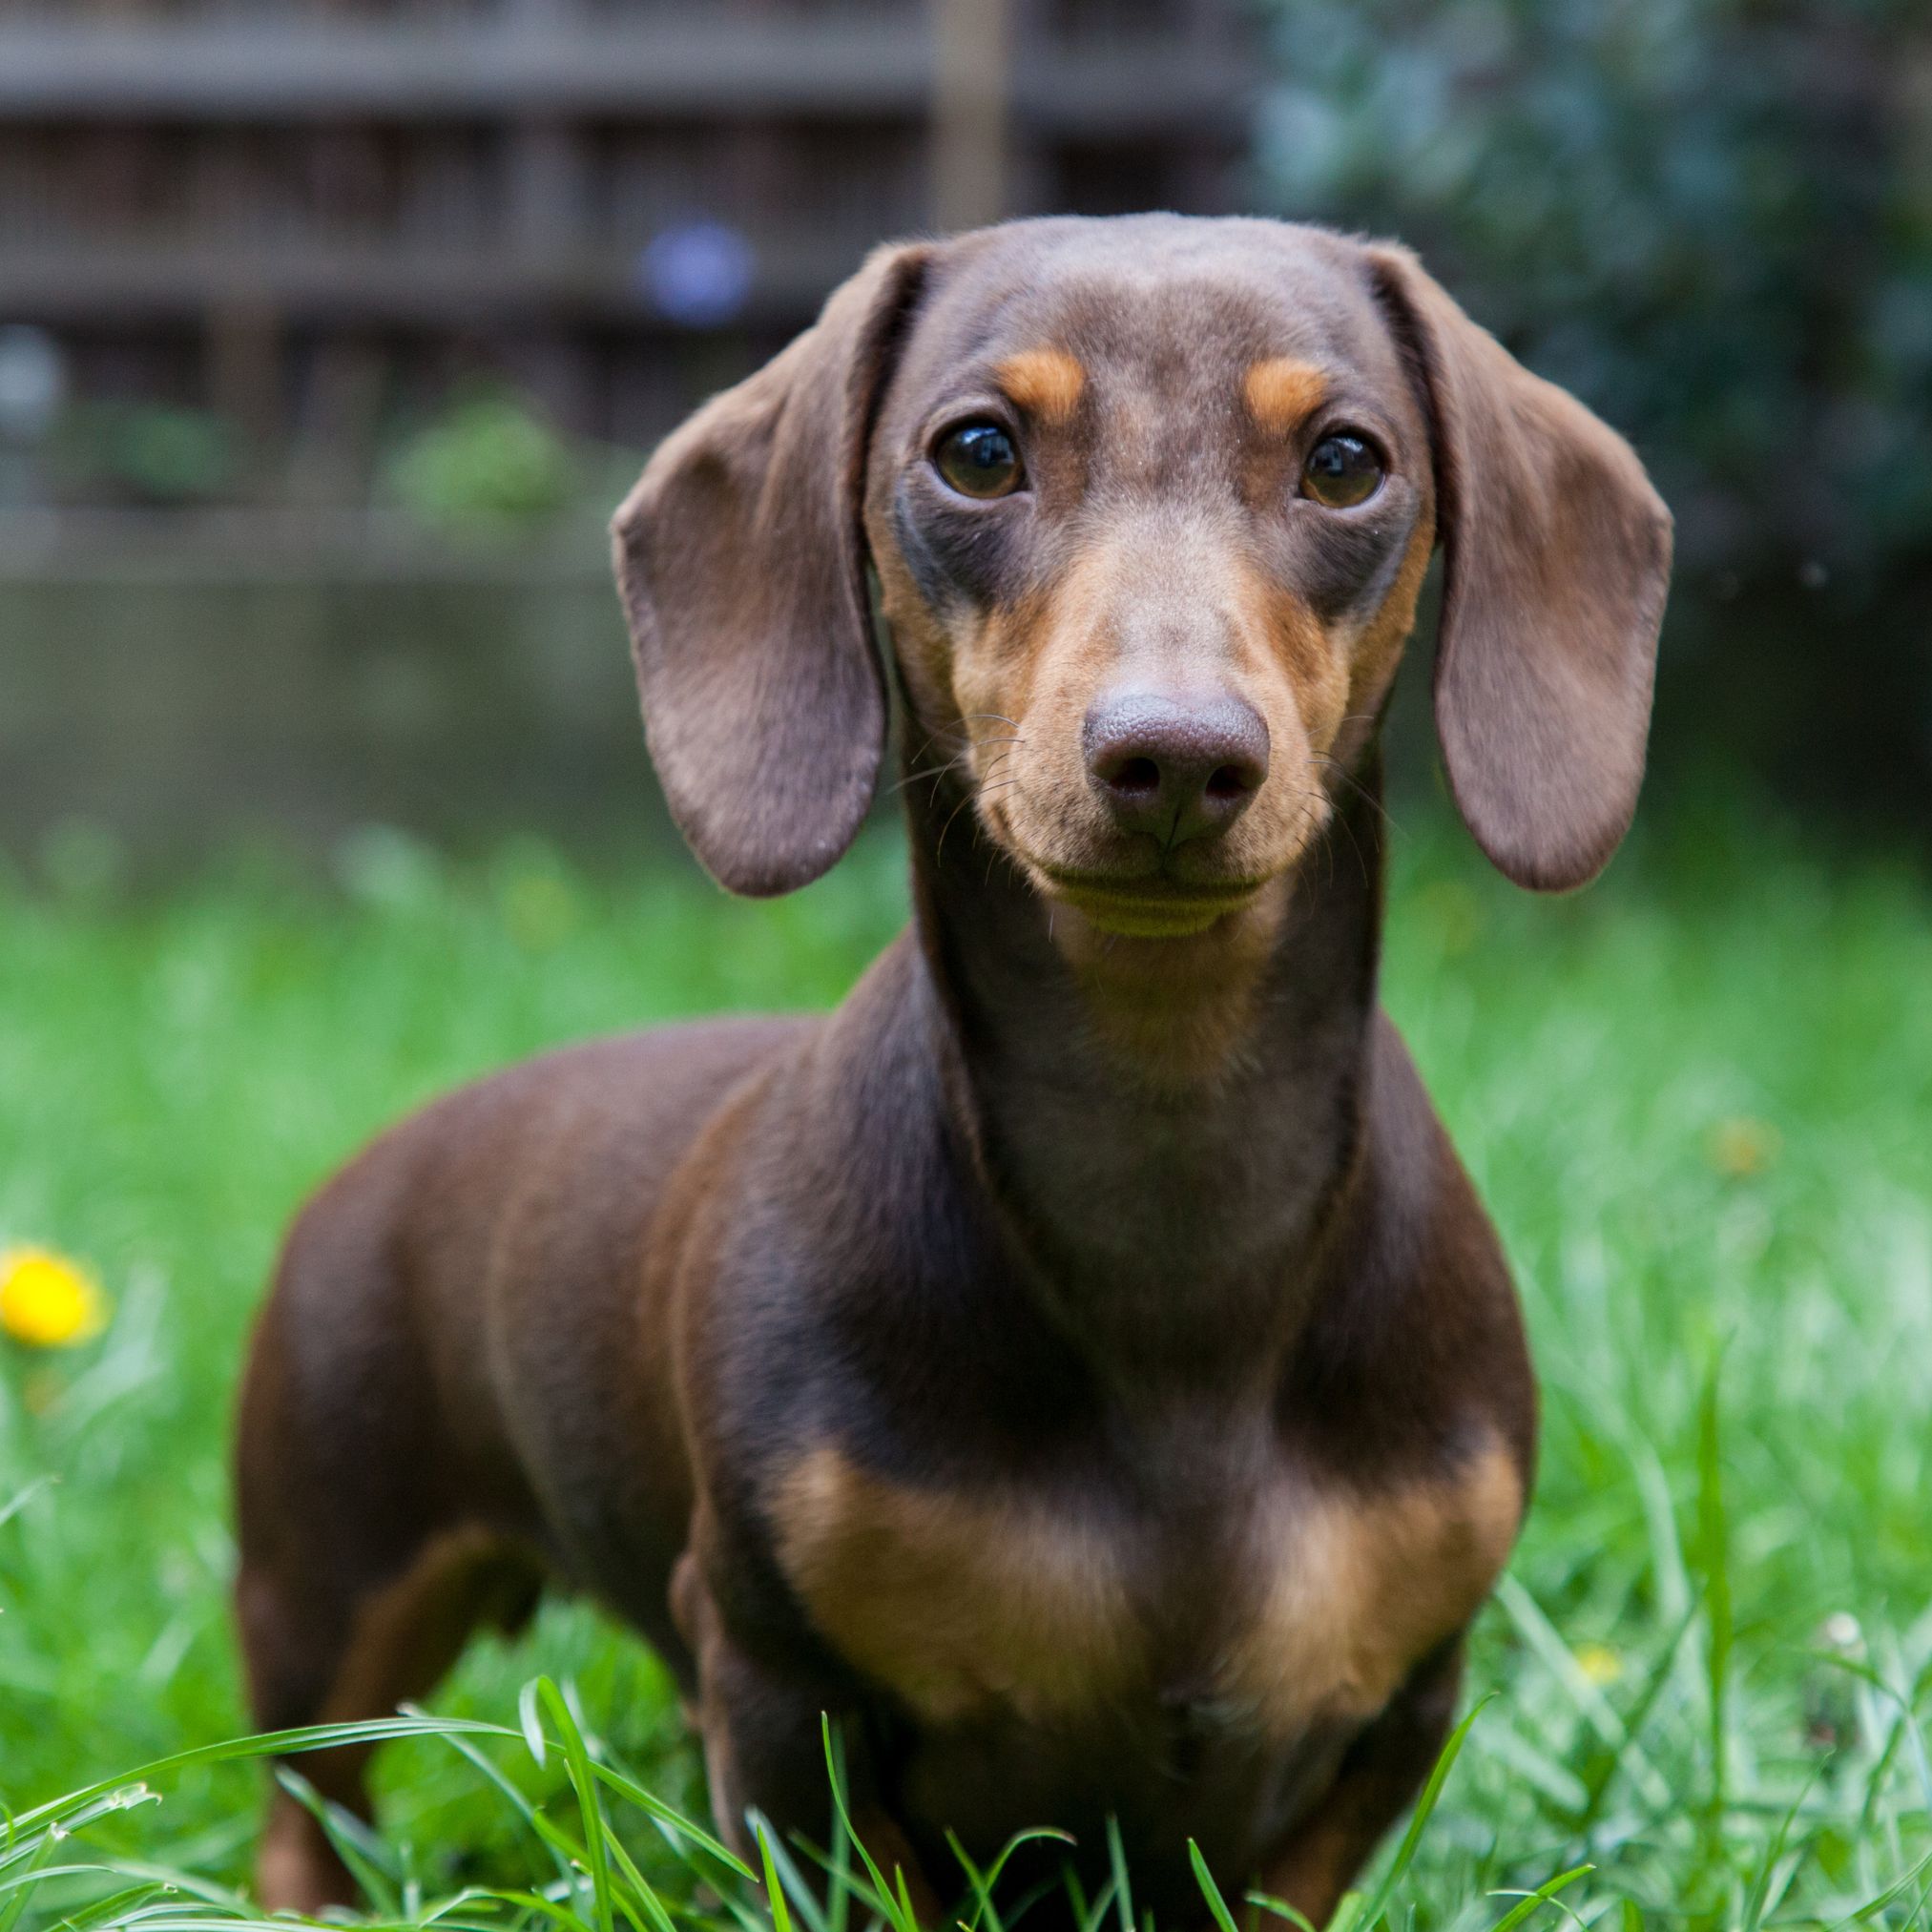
top-left (1044, 877), bottom-right (1264, 940)
top-left (1012, 848), bottom-right (1295, 941)
top-left (984, 797), bottom-right (1311, 942)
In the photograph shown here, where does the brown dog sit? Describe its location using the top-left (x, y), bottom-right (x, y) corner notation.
top-left (235, 215), bottom-right (1670, 1926)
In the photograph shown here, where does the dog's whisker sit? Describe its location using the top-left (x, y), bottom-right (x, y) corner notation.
top-left (889, 737), bottom-right (1028, 800)
top-left (1308, 752), bottom-right (1400, 836)
top-left (889, 756), bottom-right (974, 798)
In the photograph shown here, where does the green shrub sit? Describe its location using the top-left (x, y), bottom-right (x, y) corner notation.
top-left (387, 394), bottom-right (580, 533)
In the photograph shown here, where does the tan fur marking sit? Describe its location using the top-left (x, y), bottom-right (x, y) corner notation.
top-left (1244, 358), bottom-right (1328, 433)
top-left (1222, 1441), bottom-right (1522, 1736)
top-left (1332, 512), bottom-right (1435, 766)
top-left (996, 348), bottom-right (1087, 424)
top-left (771, 1446), bottom-right (1140, 1725)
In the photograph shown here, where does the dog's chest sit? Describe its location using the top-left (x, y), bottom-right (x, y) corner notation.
top-left (769, 1433), bottom-right (1521, 1740)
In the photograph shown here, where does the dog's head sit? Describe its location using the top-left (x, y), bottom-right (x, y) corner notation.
top-left (613, 217), bottom-right (1671, 932)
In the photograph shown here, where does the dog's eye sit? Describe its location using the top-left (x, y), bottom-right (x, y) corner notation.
top-left (1302, 430), bottom-right (1384, 509)
top-left (934, 422), bottom-right (1024, 499)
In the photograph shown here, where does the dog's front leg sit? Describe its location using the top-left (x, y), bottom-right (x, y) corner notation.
top-left (670, 1552), bottom-right (945, 1926)
top-left (1253, 1638), bottom-right (1466, 1929)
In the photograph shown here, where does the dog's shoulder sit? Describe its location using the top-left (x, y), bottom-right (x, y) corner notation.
top-left (1294, 1008), bottom-right (1536, 1485)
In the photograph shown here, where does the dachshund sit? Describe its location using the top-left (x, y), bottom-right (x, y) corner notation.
top-left (235, 214), bottom-right (1670, 1926)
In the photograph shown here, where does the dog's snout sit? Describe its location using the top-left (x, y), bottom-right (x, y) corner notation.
top-left (1083, 690), bottom-right (1270, 843)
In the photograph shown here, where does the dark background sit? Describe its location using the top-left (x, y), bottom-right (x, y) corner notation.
top-left (0, 0), bottom-right (1926, 864)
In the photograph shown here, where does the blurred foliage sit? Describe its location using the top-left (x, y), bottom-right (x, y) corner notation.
top-left (1256, 0), bottom-right (1932, 810)
top-left (47, 401), bottom-right (239, 507)
top-left (385, 391), bottom-right (581, 533)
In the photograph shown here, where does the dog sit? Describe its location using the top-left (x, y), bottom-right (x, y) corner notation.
top-left (235, 214), bottom-right (1670, 1926)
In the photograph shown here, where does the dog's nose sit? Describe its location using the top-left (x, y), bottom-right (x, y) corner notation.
top-left (1083, 690), bottom-right (1270, 843)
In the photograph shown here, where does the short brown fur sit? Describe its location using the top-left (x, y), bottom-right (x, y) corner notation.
top-left (236, 215), bottom-right (1669, 1930)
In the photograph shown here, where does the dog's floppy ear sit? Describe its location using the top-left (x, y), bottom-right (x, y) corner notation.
top-left (612, 243), bottom-right (930, 896)
top-left (1367, 245), bottom-right (1672, 891)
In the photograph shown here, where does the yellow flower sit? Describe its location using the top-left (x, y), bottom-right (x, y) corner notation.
top-left (1576, 1642), bottom-right (1624, 1687)
top-left (0, 1247), bottom-right (109, 1348)
top-left (1708, 1116), bottom-right (1780, 1179)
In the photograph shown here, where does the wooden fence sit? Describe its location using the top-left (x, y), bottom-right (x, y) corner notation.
top-left (0, 0), bottom-right (1250, 451)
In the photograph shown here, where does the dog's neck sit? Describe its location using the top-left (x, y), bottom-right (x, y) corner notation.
top-left (902, 755), bottom-right (1385, 1391)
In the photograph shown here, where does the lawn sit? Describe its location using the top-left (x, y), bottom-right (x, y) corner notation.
top-left (2, 804), bottom-right (1929, 1931)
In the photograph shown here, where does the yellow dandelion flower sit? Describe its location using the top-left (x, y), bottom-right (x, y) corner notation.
top-left (1575, 1641), bottom-right (1624, 1688)
top-left (0, 1247), bottom-right (110, 1348)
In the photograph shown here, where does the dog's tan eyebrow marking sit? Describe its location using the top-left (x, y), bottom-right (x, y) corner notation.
top-left (995, 348), bottom-right (1087, 424)
top-left (1244, 357), bottom-right (1328, 433)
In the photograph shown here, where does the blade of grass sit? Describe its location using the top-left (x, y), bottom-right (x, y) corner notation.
top-left (520, 1681), bottom-right (551, 1770)
top-left (746, 1813), bottom-right (827, 1932)
top-left (818, 1715), bottom-right (911, 1932)
top-left (0, 1860), bottom-right (120, 1917)
top-left (1572, 1600), bottom-right (1702, 1840)
top-left (1188, 1839), bottom-right (1239, 1932)
top-left (590, 1763), bottom-right (755, 1880)
top-left (598, 1811), bottom-right (683, 1932)
top-left (0, 1478), bottom-right (53, 1535)
top-left (0, 1823), bottom-right (67, 1932)
top-left (1073, 1867), bottom-right (1120, 1932)
top-left (51, 1880), bottom-right (198, 1932)
top-left (1848, 1842), bottom-right (1932, 1922)
top-left (1105, 1816), bottom-right (1132, 1932)
top-left (535, 1676), bottom-right (615, 1932)
top-left (1740, 1772), bottom-right (1818, 1932)
top-left (1245, 1893), bottom-right (1319, 1932)
top-left (821, 1722), bottom-right (852, 1932)
top-left (946, 1826), bottom-right (1076, 1932)
top-left (410, 1705), bottom-right (573, 1884)
top-left (9, 1715), bottom-right (516, 1837)
top-left (1493, 1574), bottom-right (1670, 1813)
top-left (758, 1821), bottom-right (794, 1932)
top-left (1694, 1357), bottom-right (1733, 1843)
top-left (272, 1764), bottom-right (399, 1916)
top-left (1343, 1693), bottom-right (1492, 1932)
top-left (1483, 1865), bottom-right (1592, 1932)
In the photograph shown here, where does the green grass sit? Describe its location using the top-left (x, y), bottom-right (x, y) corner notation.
top-left (2, 806), bottom-right (1930, 1930)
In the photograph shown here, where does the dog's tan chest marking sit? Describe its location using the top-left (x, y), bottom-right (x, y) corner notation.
top-left (770, 1438), bottom-right (1520, 1737)
top-left (770, 1447), bottom-right (1140, 1726)
top-left (1218, 1439), bottom-right (1523, 1735)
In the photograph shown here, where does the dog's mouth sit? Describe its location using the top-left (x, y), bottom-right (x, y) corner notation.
top-left (1026, 862), bottom-right (1268, 939)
